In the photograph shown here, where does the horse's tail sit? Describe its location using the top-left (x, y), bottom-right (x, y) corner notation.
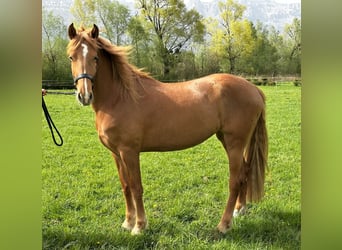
top-left (244, 95), bottom-right (268, 202)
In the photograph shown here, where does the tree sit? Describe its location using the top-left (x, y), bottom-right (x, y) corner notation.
top-left (71, 0), bottom-right (131, 45)
top-left (214, 0), bottom-right (255, 74)
top-left (265, 18), bottom-right (301, 75)
top-left (70, 0), bottom-right (97, 27)
top-left (42, 9), bottom-right (70, 80)
top-left (284, 18), bottom-right (301, 74)
top-left (137, 0), bottom-right (205, 79)
top-left (267, 26), bottom-right (285, 74)
top-left (127, 15), bottom-right (152, 69)
top-left (244, 22), bottom-right (279, 75)
top-left (96, 0), bottom-right (131, 45)
top-left (193, 38), bottom-right (221, 76)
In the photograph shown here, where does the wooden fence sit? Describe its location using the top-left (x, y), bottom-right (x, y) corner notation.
top-left (42, 80), bottom-right (74, 89)
top-left (245, 76), bottom-right (301, 86)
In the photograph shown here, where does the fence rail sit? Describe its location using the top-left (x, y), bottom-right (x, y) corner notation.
top-left (42, 80), bottom-right (74, 89)
top-left (245, 76), bottom-right (301, 86)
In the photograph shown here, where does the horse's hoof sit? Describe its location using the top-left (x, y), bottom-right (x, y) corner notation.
top-left (217, 220), bottom-right (232, 234)
top-left (131, 226), bottom-right (143, 235)
top-left (131, 221), bottom-right (148, 235)
top-left (233, 206), bottom-right (247, 217)
top-left (122, 219), bottom-right (134, 231)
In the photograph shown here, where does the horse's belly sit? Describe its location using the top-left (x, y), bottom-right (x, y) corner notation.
top-left (141, 118), bottom-right (219, 152)
top-left (141, 134), bottom-right (212, 152)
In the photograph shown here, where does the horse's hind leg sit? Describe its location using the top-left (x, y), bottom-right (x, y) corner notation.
top-left (233, 160), bottom-right (248, 217)
top-left (216, 133), bottom-right (246, 233)
top-left (112, 153), bottom-right (136, 230)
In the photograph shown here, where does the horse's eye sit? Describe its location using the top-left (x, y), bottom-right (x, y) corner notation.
top-left (69, 56), bottom-right (73, 61)
top-left (94, 56), bottom-right (99, 62)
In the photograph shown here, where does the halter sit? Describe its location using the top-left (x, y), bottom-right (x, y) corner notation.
top-left (73, 73), bottom-right (95, 85)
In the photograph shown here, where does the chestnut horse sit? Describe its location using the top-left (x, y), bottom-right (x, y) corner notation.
top-left (67, 24), bottom-right (268, 235)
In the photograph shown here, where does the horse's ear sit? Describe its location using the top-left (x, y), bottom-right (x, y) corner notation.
top-left (68, 23), bottom-right (77, 39)
top-left (91, 24), bottom-right (99, 39)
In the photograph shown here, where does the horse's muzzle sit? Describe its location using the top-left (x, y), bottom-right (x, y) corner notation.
top-left (77, 92), bottom-right (93, 106)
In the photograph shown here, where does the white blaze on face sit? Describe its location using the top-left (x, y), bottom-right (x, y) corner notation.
top-left (81, 43), bottom-right (90, 100)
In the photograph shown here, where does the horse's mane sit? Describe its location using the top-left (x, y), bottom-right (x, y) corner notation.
top-left (67, 26), bottom-right (151, 101)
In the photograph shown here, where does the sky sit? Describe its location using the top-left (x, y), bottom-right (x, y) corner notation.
top-left (200, 0), bottom-right (300, 3)
top-left (274, 0), bottom-right (300, 3)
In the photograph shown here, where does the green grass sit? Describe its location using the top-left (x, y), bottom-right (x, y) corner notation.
top-left (42, 84), bottom-right (301, 249)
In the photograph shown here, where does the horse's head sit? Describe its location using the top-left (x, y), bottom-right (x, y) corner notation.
top-left (67, 23), bottom-right (99, 106)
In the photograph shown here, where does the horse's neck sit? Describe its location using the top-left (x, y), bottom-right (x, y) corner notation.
top-left (92, 58), bottom-right (139, 112)
top-left (92, 60), bottom-right (119, 111)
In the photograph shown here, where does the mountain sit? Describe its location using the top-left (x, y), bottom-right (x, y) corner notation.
top-left (42, 0), bottom-right (300, 32)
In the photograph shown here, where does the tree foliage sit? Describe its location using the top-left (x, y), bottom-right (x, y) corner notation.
top-left (42, 9), bottom-right (70, 80)
top-left (206, 0), bottom-right (255, 74)
top-left (96, 0), bottom-right (131, 45)
top-left (137, 0), bottom-right (205, 79)
top-left (245, 22), bottom-right (279, 75)
top-left (284, 17), bottom-right (301, 74)
top-left (42, 0), bottom-right (301, 82)
top-left (71, 0), bottom-right (131, 45)
top-left (70, 0), bottom-right (97, 27)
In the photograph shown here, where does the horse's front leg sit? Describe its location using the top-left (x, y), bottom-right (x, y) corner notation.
top-left (119, 149), bottom-right (147, 235)
top-left (112, 153), bottom-right (136, 231)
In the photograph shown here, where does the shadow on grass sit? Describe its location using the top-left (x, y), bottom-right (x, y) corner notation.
top-left (43, 227), bottom-right (160, 249)
top-left (43, 209), bottom-right (300, 249)
top-left (209, 209), bottom-right (301, 248)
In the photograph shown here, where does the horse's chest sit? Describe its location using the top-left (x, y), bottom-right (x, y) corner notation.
top-left (95, 116), bottom-right (120, 151)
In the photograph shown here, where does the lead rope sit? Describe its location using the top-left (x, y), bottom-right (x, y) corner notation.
top-left (42, 97), bottom-right (63, 146)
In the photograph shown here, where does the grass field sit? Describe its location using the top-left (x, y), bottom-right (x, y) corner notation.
top-left (42, 83), bottom-right (301, 249)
